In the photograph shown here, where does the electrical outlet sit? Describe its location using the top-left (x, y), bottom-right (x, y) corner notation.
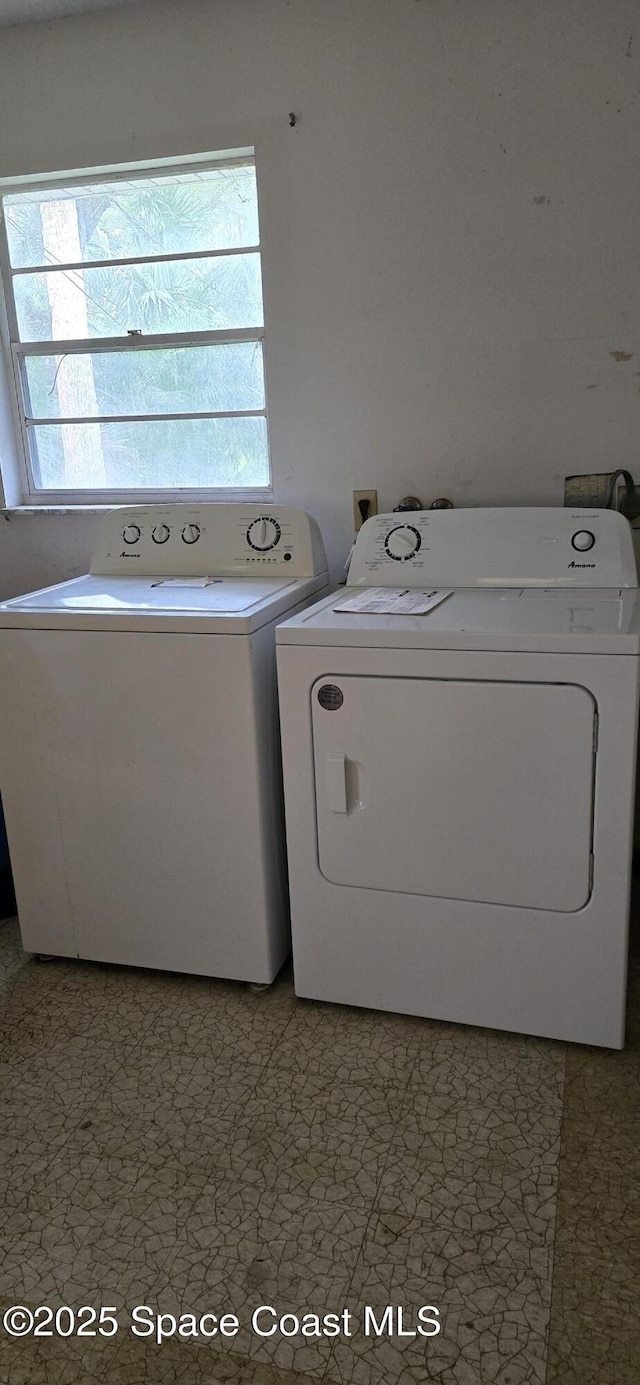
top-left (353, 489), bottom-right (378, 531)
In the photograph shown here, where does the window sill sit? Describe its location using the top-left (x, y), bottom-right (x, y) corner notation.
top-left (1, 506), bottom-right (113, 516)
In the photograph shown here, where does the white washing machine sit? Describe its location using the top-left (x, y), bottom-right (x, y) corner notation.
top-left (0, 504), bottom-right (327, 983)
top-left (276, 507), bottom-right (640, 1047)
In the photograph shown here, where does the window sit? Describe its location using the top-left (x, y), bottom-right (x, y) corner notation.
top-left (0, 151), bottom-right (271, 504)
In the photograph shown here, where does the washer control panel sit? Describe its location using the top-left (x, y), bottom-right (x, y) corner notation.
top-left (91, 505), bottom-right (327, 578)
top-left (347, 508), bottom-right (638, 589)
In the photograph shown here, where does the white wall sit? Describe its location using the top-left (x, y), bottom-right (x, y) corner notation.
top-left (0, 0), bottom-right (638, 589)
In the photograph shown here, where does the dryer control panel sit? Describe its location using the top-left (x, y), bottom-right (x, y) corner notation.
top-left (91, 505), bottom-right (327, 578)
top-left (347, 507), bottom-right (638, 589)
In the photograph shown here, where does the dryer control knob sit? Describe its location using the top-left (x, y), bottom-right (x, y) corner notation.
top-left (182, 524), bottom-right (201, 544)
top-left (571, 530), bottom-right (596, 552)
top-left (152, 523), bottom-right (170, 544)
top-left (122, 524), bottom-right (141, 544)
top-left (384, 524), bottom-right (422, 561)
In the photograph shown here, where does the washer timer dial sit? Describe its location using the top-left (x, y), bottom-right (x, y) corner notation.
top-left (181, 524), bottom-right (201, 545)
top-left (247, 517), bottom-right (282, 552)
top-left (384, 524), bottom-right (422, 561)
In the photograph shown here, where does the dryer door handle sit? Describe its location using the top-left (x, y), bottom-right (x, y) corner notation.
top-left (326, 752), bottom-right (348, 813)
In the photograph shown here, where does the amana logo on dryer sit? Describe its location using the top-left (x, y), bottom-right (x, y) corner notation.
top-left (568, 560), bottom-right (596, 568)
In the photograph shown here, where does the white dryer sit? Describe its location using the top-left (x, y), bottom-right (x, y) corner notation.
top-left (0, 504), bottom-right (327, 983)
top-left (276, 507), bottom-right (640, 1047)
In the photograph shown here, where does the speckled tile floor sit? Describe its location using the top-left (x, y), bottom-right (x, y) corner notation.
top-left (0, 910), bottom-right (638, 1385)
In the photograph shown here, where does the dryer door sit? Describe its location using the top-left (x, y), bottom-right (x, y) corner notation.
top-left (312, 676), bottom-right (596, 912)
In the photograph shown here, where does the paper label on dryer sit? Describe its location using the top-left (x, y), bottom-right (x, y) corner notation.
top-left (335, 587), bottom-right (453, 616)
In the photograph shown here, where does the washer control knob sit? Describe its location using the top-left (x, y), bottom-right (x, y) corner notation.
top-left (247, 517), bottom-right (282, 551)
top-left (571, 530), bottom-right (596, 552)
top-left (384, 524), bottom-right (422, 561)
top-left (182, 524), bottom-right (201, 545)
top-left (122, 524), bottom-right (141, 545)
top-left (152, 524), bottom-right (170, 545)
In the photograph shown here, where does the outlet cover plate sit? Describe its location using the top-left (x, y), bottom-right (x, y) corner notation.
top-left (353, 489), bottom-right (378, 531)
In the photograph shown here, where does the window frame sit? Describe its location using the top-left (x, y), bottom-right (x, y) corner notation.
top-left (0, 151), bottom-right (273, 507)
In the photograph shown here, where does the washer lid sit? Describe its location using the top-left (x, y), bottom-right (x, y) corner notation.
top-left (0, 573), bottom-right (326, 633)
top-left (276, 585), bottom-right (640, 653)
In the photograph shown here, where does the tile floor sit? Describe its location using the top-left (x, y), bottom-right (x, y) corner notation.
top-left (0, 911), bottom-right (638, 1385)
